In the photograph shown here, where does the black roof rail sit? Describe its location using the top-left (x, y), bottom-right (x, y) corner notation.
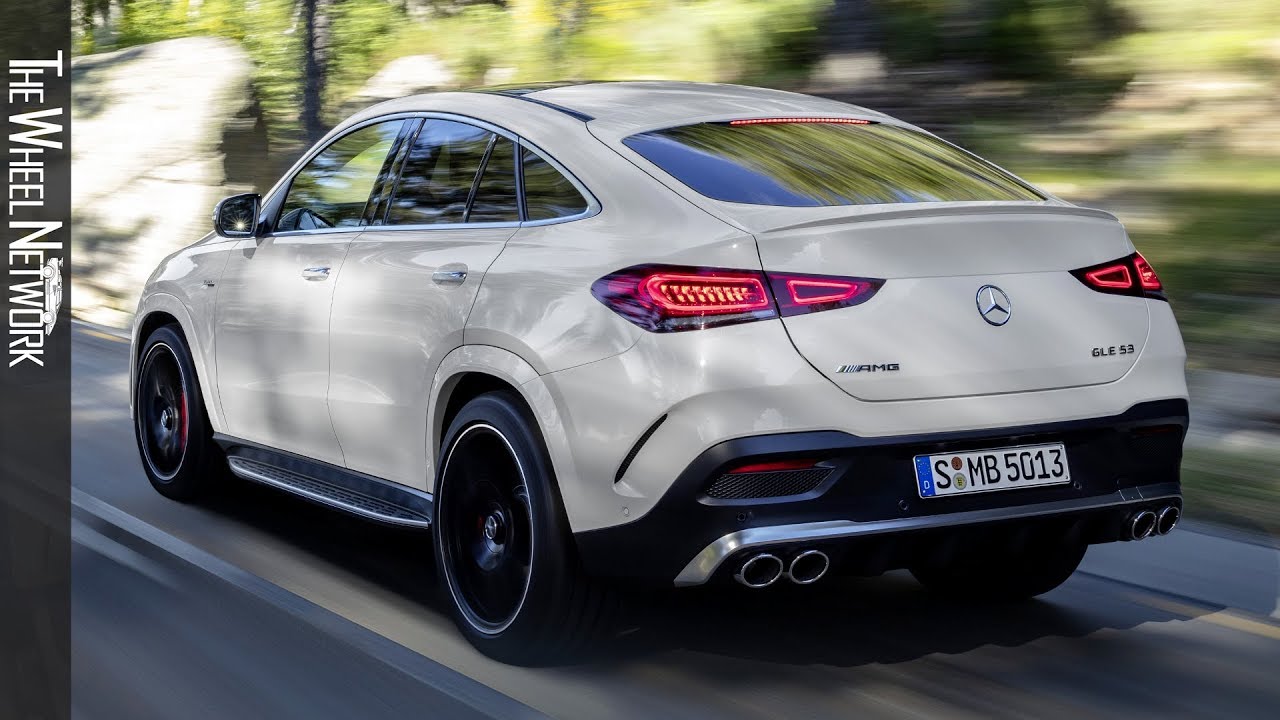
top-left (466, 82), bottom-right (598, 122)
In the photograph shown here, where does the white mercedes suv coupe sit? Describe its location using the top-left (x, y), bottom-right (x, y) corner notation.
top-left (131, 81), bottom-right (1187, 663)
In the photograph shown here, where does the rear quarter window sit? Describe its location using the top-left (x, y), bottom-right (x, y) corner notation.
top-left (622, 121), bottom-right (1043, 207)
top-left (521, 148), bottom-right (589, 221)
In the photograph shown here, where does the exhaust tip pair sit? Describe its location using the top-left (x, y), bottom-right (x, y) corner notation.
top-left (1129, 505), bottom-right (1180, 540)
top-left (735, 550), bottom-right (829, 588)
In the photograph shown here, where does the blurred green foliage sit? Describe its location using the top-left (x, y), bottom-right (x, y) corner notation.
top-left (372, 0), bottom-right (830, 87)
top-left (76, 0), bottom-right (833, 143)
top-left (870, 0), bottom-right (1130, 77)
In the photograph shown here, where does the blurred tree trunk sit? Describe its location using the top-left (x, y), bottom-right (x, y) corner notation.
top-left (822, 0), bottom-right (880, 55)
top-left (302, 0), bottom-right (332, 143)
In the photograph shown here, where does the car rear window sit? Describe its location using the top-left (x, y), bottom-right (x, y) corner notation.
top-left (622, 121), bottom-right (1043, 207)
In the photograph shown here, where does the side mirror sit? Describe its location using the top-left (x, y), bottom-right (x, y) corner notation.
top-left (213, 193), bottom-right (261, 238)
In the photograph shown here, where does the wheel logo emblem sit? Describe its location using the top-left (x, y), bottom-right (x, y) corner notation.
top-left (976, 285), bottom-right (1012, 326)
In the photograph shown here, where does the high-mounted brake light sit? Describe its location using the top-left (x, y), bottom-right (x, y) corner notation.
top-left (728, 117), bottom-right (873, 126)
top-left (1071, 252), bottom-right (1166, 300)
top-left (592, 265), bottom-right (886, 332)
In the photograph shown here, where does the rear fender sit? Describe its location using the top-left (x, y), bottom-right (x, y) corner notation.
top-left (429, 347), bottom-right (582, 524)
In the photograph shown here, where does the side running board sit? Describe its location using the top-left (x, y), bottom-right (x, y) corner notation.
top-left (217, 435), bottom-right (432, 529)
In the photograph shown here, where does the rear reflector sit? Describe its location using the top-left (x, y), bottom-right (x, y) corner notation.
top-left (1071, 252), bottom-right (1166, 300)
top-left (727, 459), bottom-right (820, 474)
top-left (593, 265), bottom-right (886, 332)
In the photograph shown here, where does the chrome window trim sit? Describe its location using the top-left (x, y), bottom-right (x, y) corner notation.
top-left (358, 220), bottom-right (524, 233)
top-left (260, 110), bottom-right (601, 239)
top-left (268, 225), bottom-right (369, 239)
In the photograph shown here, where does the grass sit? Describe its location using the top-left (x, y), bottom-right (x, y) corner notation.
top-left (1181, 446), bottom-right (1280, 539)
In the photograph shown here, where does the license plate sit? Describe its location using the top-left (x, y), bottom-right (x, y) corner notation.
top-left (914, 442), bottom-right (1070, 498)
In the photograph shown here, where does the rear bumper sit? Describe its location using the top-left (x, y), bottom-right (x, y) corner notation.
top-left (573, 399), bottom-right (1187, 587)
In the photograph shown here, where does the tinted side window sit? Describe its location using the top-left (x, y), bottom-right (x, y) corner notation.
top-left (521, 148), bottom-right (588, 221)
top-left (467, 137), bottom-right (519, 223)
top-left (388, 120), bottom-right (493, 225)
top-left (364, 119), bottom-right (417, 226)
top-left (278, 120), bottom-right (403, 231)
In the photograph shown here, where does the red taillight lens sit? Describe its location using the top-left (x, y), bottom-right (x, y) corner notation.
top-left (592, 265), bottom-right (886, 332)
top-left (1084, 263), bottom-right (1134, 289)
top-left (641, 272), bottom-right (771, 315)
top-left (592, 265), bottom-right (778, 332)
top-left (769, 273), bottom-right (883, 317)
top-left (1071, 252), bottom-right (1167, 300)
top-left (1133, 252), bottom-right (1162, 291)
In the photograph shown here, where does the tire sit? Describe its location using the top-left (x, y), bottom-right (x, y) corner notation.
top-left (133, 324), bottom-right (224, 501)
top-left (910, 537), bottom-right (1086, 602)
top-left (433, 391), bottom-right (617, 664)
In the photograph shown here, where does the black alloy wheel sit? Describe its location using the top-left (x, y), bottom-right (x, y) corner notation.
top-left (438, 423), bottom-right (534, 634)
top-left (133, 324), bottom-right (223, 500)
top-left (434, 391), bottom-right (619, 664)
top-left (137, 342), bottom-right (189, 480)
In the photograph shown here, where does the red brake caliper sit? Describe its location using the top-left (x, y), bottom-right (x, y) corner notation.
top-left (178, 391), bottom-right (188, 449)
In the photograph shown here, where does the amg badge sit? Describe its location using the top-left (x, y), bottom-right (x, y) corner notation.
top-left (836, 363), bottom-right (900, 373)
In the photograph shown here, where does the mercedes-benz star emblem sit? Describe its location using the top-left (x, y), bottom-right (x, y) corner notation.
top-left (976, 285), bottom-right (1012, 326)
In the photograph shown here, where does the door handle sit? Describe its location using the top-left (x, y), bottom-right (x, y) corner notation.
top-left (301, 266), bottom-right (331, 281)
top-left (432, 268), bottom-right (468, 285)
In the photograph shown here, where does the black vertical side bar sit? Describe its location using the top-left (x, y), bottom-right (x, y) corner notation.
top-left (0, 2), bottom-right (71, 719)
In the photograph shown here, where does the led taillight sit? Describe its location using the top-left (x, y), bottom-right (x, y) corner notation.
top-left (1084, 263), bottom-right (1133, 289)
top-left (770, 273), bottom-right (883, 317)
top-left (592, 265), bottom-right (886, 332)
top-left (1134, 252), bottom-right (1162, 291)
top-left (1071, 252), bottom-right (1167, 300)
top-left (641, 272), bottom-right (771, 315)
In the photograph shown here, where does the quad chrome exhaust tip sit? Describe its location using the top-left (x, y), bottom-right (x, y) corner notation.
top-left (735, 553), bottom-right (784, 588)
top-left (786, 550), bottom-right (830, 585)
top-left (1155, 505), bottom-right (1180, 536)
top-left (1128, 510), bottom-right (1158, 541)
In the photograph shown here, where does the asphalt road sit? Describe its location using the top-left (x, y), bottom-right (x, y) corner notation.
top-left (71, 323), bottom-right (1280, 719)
